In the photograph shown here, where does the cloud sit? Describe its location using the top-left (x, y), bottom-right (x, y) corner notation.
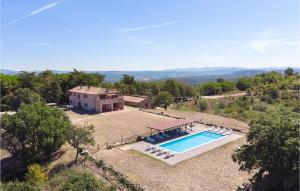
top-left (246, 38), bottom-right (300, 52)
top-left (120, 19), bottom-right (182, 32)
top-left (6, 1), bottom-right (64, 26)
top-left (245, 30), bottom-right (300, 52)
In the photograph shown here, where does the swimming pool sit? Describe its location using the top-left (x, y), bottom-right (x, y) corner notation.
top-left (159, 131), bottom-right (225, 153)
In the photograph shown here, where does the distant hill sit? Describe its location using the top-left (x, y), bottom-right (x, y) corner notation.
top-left (1, 67), bottom-right (299, 84)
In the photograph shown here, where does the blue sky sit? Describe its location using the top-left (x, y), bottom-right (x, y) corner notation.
top-left (1, 0), bottom-right (299, 71)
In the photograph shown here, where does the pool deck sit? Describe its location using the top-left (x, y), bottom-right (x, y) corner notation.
top-left (122, 124), bottom-right (243, 165)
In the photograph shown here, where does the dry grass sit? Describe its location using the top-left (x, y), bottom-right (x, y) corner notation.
top-left (96, 138), bottom-right (250, 191)
top-left (65, 107), bottom-right (174, 146)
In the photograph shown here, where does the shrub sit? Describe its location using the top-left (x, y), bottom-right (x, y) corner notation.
top-left (293, 104), bottom-right (300, 113)
top-left (237, 78), bottom-right (251, 91)
top-left (217, 101), bottom-right (225, 109)
top-left (252, 103), bottom-right (268, 112)
top-left (261, 95), bottom-right (273, 104)
top-left (25, 164), bottom-right (48, 184)
top-left (198, 99), bottom-right (208, 111)
top-left (62, 172), bottom-right (107, 191)
top-left (263, 85), bottom-right (279, 99)
top-left (0, 181), bottom-right (41, 191)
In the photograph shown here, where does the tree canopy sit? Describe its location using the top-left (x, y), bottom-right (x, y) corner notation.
top-left (1, 103), bottom-right (72, 164)
top-left (68, 124), bottom-right (95, 162)
top-left (232, 109), bottom-right (299, 191)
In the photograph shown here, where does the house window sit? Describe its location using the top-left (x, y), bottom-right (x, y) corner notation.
top-left (84, 103), bottom-right (88, 107)
top-left (84, 94), bottom-right (88, 98)
top-left (77, 94), bottom-right (80, 99)
top-left (73, 93), bottom-right (76, 96)
top-left (99, 94), bottom-right (105, 99)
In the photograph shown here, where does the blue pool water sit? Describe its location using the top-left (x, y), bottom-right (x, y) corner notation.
top-left (159, 131), bottom-right (224, 153)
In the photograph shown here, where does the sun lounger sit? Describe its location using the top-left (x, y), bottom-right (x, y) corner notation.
top-left (208, 126), bottom-right (213, 131)
top-left (146, 137), bottom-right (156, 143)
top-left (145, 145), bottom-right (156, 151)
top-left (152, 147), bottom-right (162, 153)
top-left (225, 129), bottom-right (233, 135)
top-left (157, 149), bottom-right (168, 155)
top-left (166, 151), bottom-right (175, 158)
top-left (161, 132), bottom-right (170, 138)
top-left (154, 134), bottom-right (164, 140)
top-left (213, 127), bottom-right (220, 132)
top-left (219, 128), bottom-right (226, 134)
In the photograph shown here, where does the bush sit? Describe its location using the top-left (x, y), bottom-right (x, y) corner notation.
top-left (237, 78), bottom-right (251, 91)
top-left (0, 181), bottom-right (41, 191)
top-left (252, 103), bottom-right (268, 112)
top-left (293, 104), bottom-right (300, 113)
top-left (217, 101), bottom-right (225, 109)
top-left (263, 86), bottom-right (279, 99)
top-left (25, 164), bottom-right (48, 184)
top-left (261, 95), bottom-right (273, 104)
top-left (62, 172), bottom-right (108, 191)
top-left (198, 99), bottom-right (208, 111)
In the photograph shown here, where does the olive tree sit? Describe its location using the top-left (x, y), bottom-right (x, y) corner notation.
top-left (1, 103), bottom-right (72, 164)
top-left (68, 124), bottom-right (95, 162)
top-left (232, 109), bottom-right (299, 191)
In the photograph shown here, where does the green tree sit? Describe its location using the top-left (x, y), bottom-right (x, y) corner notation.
top-left (284, 67), bottom-right (294, 76)
top-left (0, 74), bottom-right (19, 97)
top-left (200, 82), bottom-right (221, 95)
top-left (68, 125), bottom-right (95, 162)
top-left (121, 74), bottom-right (135, 85)
top-left (154, 91), bottom-right (173, 106)
top-left (37, 70), bottom-right (62, 103)
top-left (25, 164), bottom-right (48, 185)
top-left (1, 103), bottom-right (72, 164)
top-left (18, 71), bottom-right (38, 90)
top-left (2, 88), bottom-right (43, 111)
top-left (150, 83), bottom-right (160, 96)
top-left (216, 77), bottom-right (225, 83)
top-left (237, 78), bottom-right (251, 91)
top-left (163, 79), bottom-right (179, 97)
top-left (232, 109), bottom-right (299, 191)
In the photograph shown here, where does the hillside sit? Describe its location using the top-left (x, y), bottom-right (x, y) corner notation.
top-left (2, 67), bottom-right (299, 84)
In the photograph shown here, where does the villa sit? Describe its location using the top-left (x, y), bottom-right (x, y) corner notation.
top-left (68, 85), bottom-right (124, 113)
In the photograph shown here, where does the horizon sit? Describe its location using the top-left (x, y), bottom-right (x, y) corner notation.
top-left (2, 0), bottom-right (300, 71)
top-left (2, 66), bottom-right (299, 73)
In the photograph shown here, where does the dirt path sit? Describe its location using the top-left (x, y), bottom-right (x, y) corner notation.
top-left (201, 92), bottom-right (246, 99)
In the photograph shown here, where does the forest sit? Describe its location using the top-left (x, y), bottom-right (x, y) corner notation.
top-left (1, 68), bottom-right (299, 116)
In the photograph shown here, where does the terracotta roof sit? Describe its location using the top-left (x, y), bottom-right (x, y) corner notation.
top-left (123, 96), bottom-right (148, 103)
top-left (148, 119), bottom-right (194, 131)
top-left (68, 86), bottom-right (119, 95)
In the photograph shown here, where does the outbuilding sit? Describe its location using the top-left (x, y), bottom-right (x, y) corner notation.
top-left (123, 95), bottom-right (152, 109)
